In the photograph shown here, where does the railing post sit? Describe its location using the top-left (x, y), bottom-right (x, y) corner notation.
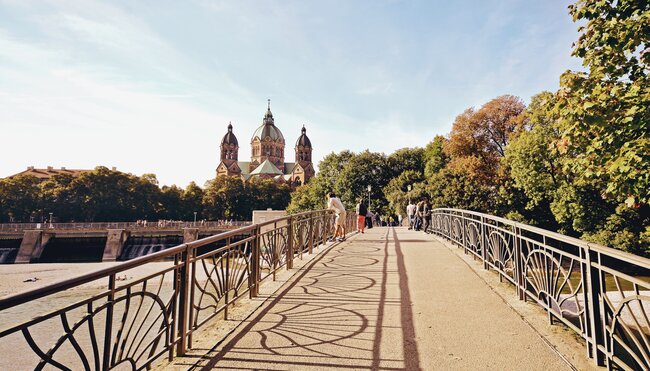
top-left (513, 223), bottom-right (524, 300)
top-left (102, 274), bottom-right (116, 370)
top-left (320, 212), bottom-right (327, 246)
top-left (309, 215), bottom-right (315, 254)
top-left (584, 245), bottom-right (606, 366)
top-left (177, 244), bottom-right (191, 356)
top-left (480, 216), bottom-right (488, 270)
top-left (249, 226), bottom-right (261, 297)
top-left (287, 216), bottom-right (294, 270)
top-left (224, 237), bottom-right (230, 320)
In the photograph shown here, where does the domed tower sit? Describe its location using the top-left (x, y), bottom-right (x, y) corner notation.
top-left (221, 122), bottom-right (239, 161)
top-left (295, 125), bottom-right (312, 163)
top-left (250, 99), bottom-right (285, 172)
top-left (292, 125), bottom-right (315, 185)
top-left (216, 122), bottom-right (242, 177)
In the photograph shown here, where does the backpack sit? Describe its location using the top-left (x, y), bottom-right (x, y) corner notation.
top-left (358, 203), bottom-right (368, 216)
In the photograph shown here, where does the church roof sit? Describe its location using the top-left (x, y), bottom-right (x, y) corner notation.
top-left (295, 125), bottom-right (312, 147)
top-left (221, 122), bottom-right (238, 146)
top-left (251, 100), bottom-right (284, 142)
top-left (249, 160), bottom-right (283, 175)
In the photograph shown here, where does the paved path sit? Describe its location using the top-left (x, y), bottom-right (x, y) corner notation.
top-left (194, 227), bottom-right (570, 370)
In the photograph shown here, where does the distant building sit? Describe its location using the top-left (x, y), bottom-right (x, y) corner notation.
top-left (216, 100), bottom-right (314, 185)
top-left (5, 166), bottom-right (120, 180)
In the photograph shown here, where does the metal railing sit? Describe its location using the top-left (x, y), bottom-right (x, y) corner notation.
top-left (0, 210), bottom-right (356, 370)
top-left (431, 208), bottom-right (650, 369)
top-left (0, 220), bottom-right (251, 233)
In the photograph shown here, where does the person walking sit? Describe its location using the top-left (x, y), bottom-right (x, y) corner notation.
top-left (406, 201), bottom-right (416, 229)
top-left (327, 193), bottom-right (347, 241)
top-left (414, 200), bottom-right (424, 231)
top-left (356, 198), bottom-right (368, 234)
top-left (422, 199), bottom-right (431, 233)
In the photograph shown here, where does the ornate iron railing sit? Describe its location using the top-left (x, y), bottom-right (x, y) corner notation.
top-left (431, 208), bottom-right (650, 369)
top-left (0, 210), bottom-right (355, 370)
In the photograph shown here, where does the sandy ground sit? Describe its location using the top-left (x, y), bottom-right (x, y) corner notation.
top-left (182, 227), bottom-right (577, 370)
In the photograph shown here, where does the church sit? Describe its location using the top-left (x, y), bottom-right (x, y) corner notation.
top-left (216, 100), bottom-right (314, 186)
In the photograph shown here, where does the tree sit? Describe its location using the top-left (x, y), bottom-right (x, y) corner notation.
top-left (0, 175), bottom-right (42, 222)
top-left (383, 170), bottom-right (424, 215)
top-left (445, 96), bottom-right (527, 176)
top-left (203, 176), bottom-right (249, 220)
top-left (423, 135), bottom-right (449, 178)
top-left (558, 0), bottom-right (649, 206)
top-left (335, 151), bottom-right (390, 211)
top-left (387, 147), bottom-right (425, 178)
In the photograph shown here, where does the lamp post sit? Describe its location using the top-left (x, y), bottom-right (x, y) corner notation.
top-left (367, 185), bottom-right (372, 210)
top-left (407, 184), bottom-right (412, 203)
top-left (49, 212), bottom-right (53, 229)
top-left (193, 211), bottom-right (197, 227)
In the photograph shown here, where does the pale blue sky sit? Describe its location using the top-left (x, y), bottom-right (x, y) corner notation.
top-left (0, 0), bottom-right (582, 187)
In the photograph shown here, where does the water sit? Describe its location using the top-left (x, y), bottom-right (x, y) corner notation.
top-left (0, 238), bottom-right (20, 264)
top-left (119, 235), bottom-right (183, 260)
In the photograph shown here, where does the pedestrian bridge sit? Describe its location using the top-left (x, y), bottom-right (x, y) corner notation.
top-left (0, 209), bottom-right (648, 370)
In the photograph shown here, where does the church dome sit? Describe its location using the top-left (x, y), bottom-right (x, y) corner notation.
top-left (221, 122), bottom-right (238, 146)
top-left (251, 100), bottom-right (284, 142)
top-left (296, 125), bottom-right (312, 147)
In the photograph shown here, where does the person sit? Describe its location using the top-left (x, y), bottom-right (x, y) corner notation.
top-left (406, 201), bottom-right (416, 229)
top-left (356, 198), bottom-right (368, 234)
top-left (414, 200), bottom-right (424, 231)
top-left (366, 209), bottom-right (374, 229)
top-left (422, 199), bottom-right (431, 233)
top-left (398, 214), bottom-right (403, 226)
top-left (327, 192), bottom-right (347, 241)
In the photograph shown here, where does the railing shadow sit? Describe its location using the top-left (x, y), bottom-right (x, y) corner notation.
top-left (196, 228), bottom-right (421, 370)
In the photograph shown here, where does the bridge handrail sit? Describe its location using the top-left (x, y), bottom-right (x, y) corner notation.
top-left (431, 208), bottom-right (650, 369)
top-left (0, 209), bottom-right (357, 370)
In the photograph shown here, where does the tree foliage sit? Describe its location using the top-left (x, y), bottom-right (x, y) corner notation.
top-left (559, 0), bottom-right (649, 206)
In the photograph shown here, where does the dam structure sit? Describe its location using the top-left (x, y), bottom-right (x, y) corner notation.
top-left (0, 221), bottom-right (250, 264)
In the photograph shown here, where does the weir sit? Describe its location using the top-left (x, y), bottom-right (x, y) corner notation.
top-left (0, 222), bottom-right (248, 264)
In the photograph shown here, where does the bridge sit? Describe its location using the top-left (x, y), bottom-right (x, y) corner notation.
top-left (0, 209), bottom-right (648, 369)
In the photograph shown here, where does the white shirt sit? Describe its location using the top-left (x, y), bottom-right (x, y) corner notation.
top-left (407, 203), bottom-right (416, 216)
top-left (328, 197), bottom-right (346, 214)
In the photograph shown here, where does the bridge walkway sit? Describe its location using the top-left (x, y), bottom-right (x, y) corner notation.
top-left (189, 226), bottom-right (571, 370)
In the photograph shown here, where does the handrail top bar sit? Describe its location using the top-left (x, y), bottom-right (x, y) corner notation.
top-left (434, 207), bottom-right (650, 267)
top-left (0, 209), bottom-right (332, 311)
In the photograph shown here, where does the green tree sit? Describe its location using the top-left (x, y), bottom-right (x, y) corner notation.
top-left (335, 151), bottom-right (390, 211)
top-left (383, 170), bottom-right (424, 215)
top-left (558, 0), bottom-right (649, 205)
top-left (423, 135), bottom-right (449, 178)
top-left (0, 175), bottom-right (42, 222)
top-left (203, 176), bottom-right (249, 220)
top-left (387, 147), bottom-right (425, 178)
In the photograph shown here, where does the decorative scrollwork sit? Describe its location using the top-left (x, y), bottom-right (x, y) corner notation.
top-left (467, 222), bottom-right (481, 255)
top-left (487, 230), bottom-right (514, 279)
top-left (193, 242), bottom-right (251, 327)
top-left (451, 217), bottom-right (463, 244)
top-left (604, 286), bottom-right (650, 369)
top-left (523, 247), bottom-right (584, 330)
top-left (19, 275), bottom-right (174, 370)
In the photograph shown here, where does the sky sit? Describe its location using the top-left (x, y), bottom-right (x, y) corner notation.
top-left (0, 0), bottom-right (584, 187)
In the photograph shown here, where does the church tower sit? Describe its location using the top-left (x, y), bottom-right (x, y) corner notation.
top-left (291, 125), bottom-right (315, 185)
top-left (250, 100), bottom-right (285, 172)
top-left (216, 122), bottom-right (241, 177)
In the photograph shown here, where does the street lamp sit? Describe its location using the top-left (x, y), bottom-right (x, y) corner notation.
top-left (367, 185), bottom-right (372, 210)
top-left (193, 211), bottom-right (197, 227)
top-left (49, 212), bottom-right (53, 229)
